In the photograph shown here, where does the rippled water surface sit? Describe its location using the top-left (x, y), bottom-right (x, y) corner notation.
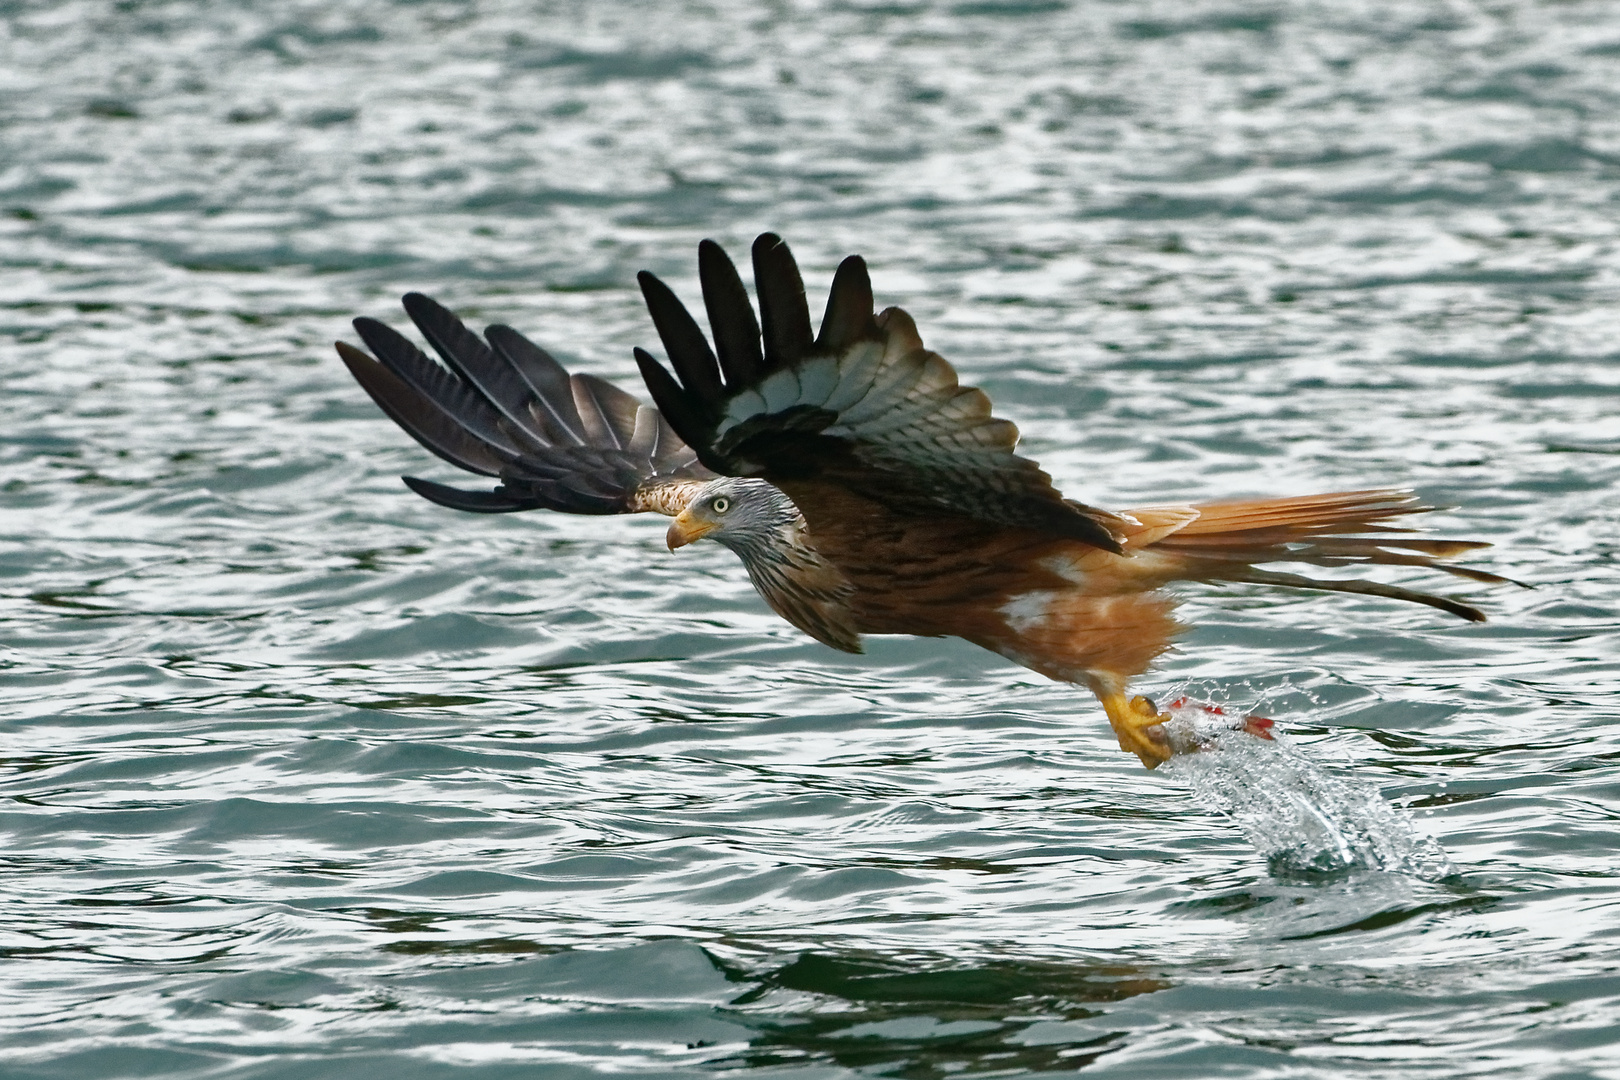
top-left (4, 1), bottom-right (1620, 1077)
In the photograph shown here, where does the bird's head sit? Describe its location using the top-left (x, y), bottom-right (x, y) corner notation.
top-left (666, 478), bottom-right (798, 556)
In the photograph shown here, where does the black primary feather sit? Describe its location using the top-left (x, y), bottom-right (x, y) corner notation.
top-left (816, 255), bottom-right (882, 353)
top-left (699, 238), bottom-right (764, 386)
top-left (752, 232), bottom-right (814, 370)
top-left (638, 271), bottom-right (725, 403)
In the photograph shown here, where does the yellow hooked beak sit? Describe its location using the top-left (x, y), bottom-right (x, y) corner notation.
top-left (666, 510), bottom-right (719, 551)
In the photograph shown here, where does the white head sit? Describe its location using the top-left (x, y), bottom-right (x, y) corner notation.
top-left (665, 477), bottom-right (800, 558)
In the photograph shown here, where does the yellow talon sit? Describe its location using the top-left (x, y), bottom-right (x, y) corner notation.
top-left (1100, 692), bottom-right (1173, 769)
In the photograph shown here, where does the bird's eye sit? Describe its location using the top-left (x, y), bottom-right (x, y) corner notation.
top-left (711, 497), bottom-right (731, 514)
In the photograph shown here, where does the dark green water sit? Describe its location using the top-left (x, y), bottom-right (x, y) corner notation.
top-left (3, 2), bottom-right (1618, 1076)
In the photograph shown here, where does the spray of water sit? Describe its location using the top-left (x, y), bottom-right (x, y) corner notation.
top-left (1158, 700), bottom-right (1455, 881)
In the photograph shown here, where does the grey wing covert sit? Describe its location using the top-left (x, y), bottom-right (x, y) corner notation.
top-left (631, 233), bottom-right (1129, 553)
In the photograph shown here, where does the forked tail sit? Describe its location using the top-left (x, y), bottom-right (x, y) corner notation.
top-left (1133, 488), bottom-right (1520, 622)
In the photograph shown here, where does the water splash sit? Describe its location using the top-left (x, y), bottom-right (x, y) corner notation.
top-left (1159, 702), bottom-right (1455, 881)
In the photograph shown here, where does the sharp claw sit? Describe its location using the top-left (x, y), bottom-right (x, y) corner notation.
top-left (1103, 693), bottom-right (1174, 769)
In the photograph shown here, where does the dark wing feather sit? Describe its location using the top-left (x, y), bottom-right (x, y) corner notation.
top-left (699, 238), bottom-right (764, 385)
top-left (753, 232), bottom-right (814, 369)
top-left (570, 373), bottom-right (639, 450)
top-left (339, 298), bottom-right (715, 517)
top-left (634, 234), bottom-right (1127, 552)
top-left (351, 316), bottom-right (531, 458)
top-left (338, 343), bottom-right (507, 477)
top-left (400, 293), bottom-right (551, 447)
top-left (484, 324), bottom-right (588, 445)
top-left (403, 475), bottom-right (533, 513)
top-left (637, 271), bottom-right (724, 403)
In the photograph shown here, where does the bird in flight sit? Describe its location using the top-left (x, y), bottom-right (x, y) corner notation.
top-left (336, 233), bottom-right (1508, 768)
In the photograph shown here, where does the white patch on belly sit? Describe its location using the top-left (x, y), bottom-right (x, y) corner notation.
top-left (1039, 554), bottom-right (1088, 584)
top-left (999, 589), bottom-right (1057, 634)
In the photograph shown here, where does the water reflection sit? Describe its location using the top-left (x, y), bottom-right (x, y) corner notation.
top-left (721, 951), bottom-right (1166, 1076)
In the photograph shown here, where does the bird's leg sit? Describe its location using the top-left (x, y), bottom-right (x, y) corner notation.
top-left (1097, 690), bottom-right (1173, 770)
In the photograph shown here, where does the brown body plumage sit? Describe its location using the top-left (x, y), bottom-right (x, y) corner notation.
top-left (726, 480), bottom-right (1495, 761)
top-left (340, 234), bottom-right (1512, 768)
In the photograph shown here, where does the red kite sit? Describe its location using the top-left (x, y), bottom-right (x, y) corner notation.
top-left (338, 234), bottom-right (1509, 767)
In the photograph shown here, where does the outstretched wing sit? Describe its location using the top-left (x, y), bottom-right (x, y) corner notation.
top-left (631, 233), bottom-right (1127, 553)
top-left (337, 293), bottom-right (715, 517)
